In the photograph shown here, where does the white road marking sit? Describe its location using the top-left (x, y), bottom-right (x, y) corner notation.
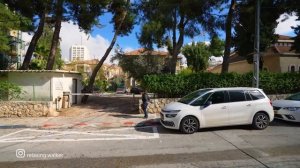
top-left (0, 129), bottom-right (30, 139)
top-left (153, 127), bottom-right (159, 138)
top-left (0, 126), bottom-right (160, 143)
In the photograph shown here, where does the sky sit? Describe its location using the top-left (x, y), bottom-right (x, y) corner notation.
top-left (21, 12), bottom-right (300, 64)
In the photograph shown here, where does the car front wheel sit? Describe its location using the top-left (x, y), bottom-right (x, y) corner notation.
top-left (180, 116), bottom-right (199, 134)
top-left (252, 112), bottom-right (269, 130)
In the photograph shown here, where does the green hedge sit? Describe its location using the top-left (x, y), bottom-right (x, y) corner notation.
top-left (141, 72), bottom-right (300, 97)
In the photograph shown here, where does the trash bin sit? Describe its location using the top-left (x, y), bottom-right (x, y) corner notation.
top-left (62, 92), bottom-right (70, 108)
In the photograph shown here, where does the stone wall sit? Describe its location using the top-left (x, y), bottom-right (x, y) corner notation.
top-left (0, 101), bottom-right (53, 118)
top-left (139, 98), bottom-right (180, 114)
top-left (139, 94), bottom-right (290, 114)
top-left (267, 94), bottom-right (290, 101)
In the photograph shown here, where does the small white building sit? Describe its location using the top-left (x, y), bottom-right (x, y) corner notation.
top-left (0, 70), bottom-right (82, 112)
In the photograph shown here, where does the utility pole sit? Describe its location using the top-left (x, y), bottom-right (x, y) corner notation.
top-left (253, 0), bottom-right (260, 88)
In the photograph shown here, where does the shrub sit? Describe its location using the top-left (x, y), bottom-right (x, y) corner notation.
top-left (141, 72), bottom-right (300, 97)
top-left (0, 81), bottom-right (22, 100)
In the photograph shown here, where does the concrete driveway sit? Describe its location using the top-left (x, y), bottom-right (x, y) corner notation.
top-left (0, 95), bottom-right (159, 130)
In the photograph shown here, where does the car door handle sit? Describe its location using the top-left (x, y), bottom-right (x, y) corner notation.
top-left (222, 106), bottom-right (226, 109)
top-left (246, 104), bottom-right (251, 107)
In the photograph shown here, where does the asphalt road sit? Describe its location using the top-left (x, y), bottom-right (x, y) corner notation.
top-left (0, 119), bottom-right (300, 168)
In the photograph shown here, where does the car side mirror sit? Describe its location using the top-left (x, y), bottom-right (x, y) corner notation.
top-left (204, 101), bottom-right (212, 107)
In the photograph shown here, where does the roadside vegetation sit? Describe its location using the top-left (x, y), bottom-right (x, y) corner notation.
top-left (0, 81), bottom-right (23, 100)
top-left (142, 72), bottom-right (300, 98)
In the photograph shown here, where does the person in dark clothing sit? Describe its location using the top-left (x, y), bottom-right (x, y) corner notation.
top-left (141, 91), bottom-right (150, 119)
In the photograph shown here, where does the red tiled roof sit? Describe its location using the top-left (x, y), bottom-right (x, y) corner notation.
top-left (278, 35), bottom-right (293, 40)
top-left (228, 52), bottom-right (247, 63)
top-left (273, 46), bottom-right (298, 54)
top-left (124, 48), bottom-right (169, 57)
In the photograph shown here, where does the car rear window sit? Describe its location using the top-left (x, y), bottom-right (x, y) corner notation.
top-left (228, 90), bottom-right (246, 102)
top-left (249, 90), bottom-right (265, 100)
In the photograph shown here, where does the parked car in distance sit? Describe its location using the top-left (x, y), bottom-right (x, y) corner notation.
top-left (116, 87), bottom-right (126, 94)
top-left (130, 87), bottom-right (143, 94)
top-left (273, 92), bottom-right (300, 122)
top-left (160, 88), bottom-right (274, 134)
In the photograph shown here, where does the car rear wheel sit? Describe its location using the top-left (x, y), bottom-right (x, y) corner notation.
top-left (180, 116), bottom-right (199, 134)
top-left (252, 112), bottom-right (269, 130)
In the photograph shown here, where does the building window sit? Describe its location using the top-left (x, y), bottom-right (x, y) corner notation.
top-left (289, 65), bottom-right (296, 72)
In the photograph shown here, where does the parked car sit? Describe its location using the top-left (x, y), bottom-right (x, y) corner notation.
top-left (116, 87), bottom-right (126, 94)
top-left (130, 87), bottom-right (143, 94)
top-left (160, 88), bottom-right (274, 134)
top-left (273, 92), bottom-right (300, 122)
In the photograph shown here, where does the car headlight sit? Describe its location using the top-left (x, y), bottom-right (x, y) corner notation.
top-left (166, 114), bottom-right (177, 118)
top-left (162, 109), bottom-right (181, 113)
top-left (283, 107), bottom-right (300, 111)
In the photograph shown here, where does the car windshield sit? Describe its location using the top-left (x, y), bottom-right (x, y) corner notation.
top-left (285, 92), bottom-right (300, 101)
top-left (178, 89), bottom-right (212, 104)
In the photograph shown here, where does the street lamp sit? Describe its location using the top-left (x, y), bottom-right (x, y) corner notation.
top-left (253, 0), bottom-right (260, 88)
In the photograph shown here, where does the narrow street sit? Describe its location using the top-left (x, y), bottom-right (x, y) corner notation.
top-left (0, 120), bottom-right (300, 168)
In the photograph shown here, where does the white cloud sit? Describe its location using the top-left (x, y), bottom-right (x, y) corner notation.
top-left (21, 22), bottom-right (112, 63)
top-left (275, 13), bottom-right (300, 35)
top-left (60, 22), bottom-right (111, 62)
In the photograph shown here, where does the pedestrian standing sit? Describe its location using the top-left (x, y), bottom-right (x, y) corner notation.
top-left (142, 90), bottom-right (150, 119)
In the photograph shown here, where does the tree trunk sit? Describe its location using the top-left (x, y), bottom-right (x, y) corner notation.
top-left (170, 14), bottom-right (185, 74)
top-left (20, 11), bottom-right (46, 70)
top-left (169, 9), bottom-right (177, 74)
top-left (81, 0), bottom-right (130, 103)
top-left (46, 0), bottom-right (63, 70)
top-left (221, 0), bottom-right (235, 74)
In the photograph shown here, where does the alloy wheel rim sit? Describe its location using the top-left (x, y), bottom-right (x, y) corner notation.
top-left (256, 114), bottom-right (268, 129)
top-left (183, 118), bottom-right (197, 133)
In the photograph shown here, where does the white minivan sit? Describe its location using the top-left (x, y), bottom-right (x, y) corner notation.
top-left (160, 88), bottom-right (274, 134)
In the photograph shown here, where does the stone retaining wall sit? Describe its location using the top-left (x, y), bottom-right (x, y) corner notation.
top-left (267, 94), bottom-right (290, 101)
top-left (139, 94), bottom-right (291, 114)
top-left (139, 98), bottom-right (180, 114)
top-left (0, 101), bottom-right (53, 118)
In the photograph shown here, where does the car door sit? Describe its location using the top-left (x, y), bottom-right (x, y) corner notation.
top-left (200, 91), bottom-right (229, 127)
top-left (228, 90), bottom-right (253, 125)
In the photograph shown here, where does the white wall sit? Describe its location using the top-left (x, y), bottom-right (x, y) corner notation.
top-left (52, 73), bottom-right (82, 107)
top-left (6, 72), bottom-right (82, 111)
top-left (8, 72), bottom-right (52, 101)
top-left (280, 56), bottom-right (300, 72)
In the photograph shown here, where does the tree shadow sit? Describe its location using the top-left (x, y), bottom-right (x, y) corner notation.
top-left (134, 118), bottom-right (300, 136)
top-left (0, 125), bottom-right (29, 129)
top-left (270, 119), bottom-right (300, 127)
top-left (109, 114), bottom-right (143, 119)
top-left (60, 95), bottom-right (141, 116)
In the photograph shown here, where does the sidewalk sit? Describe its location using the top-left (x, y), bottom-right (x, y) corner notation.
top-left (0, 112), bottom-right (160, 130)
top-left (0, 96), bottom-right (161, 130)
